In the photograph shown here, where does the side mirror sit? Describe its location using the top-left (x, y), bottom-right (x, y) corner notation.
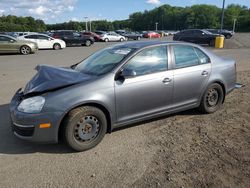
top-left (115, 69), bottom-right (136, 81)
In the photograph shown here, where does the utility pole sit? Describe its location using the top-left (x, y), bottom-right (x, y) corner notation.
top-left (155, 22), bottom-right (158, 31)
top-left (89, 18), bottom-right (92, 32)
top-left (220, 0), bottom-right (226, 33)
top-left (232, 18), bottom-right (236, 33)
top-left (84, 17), bottom-right (88, 31)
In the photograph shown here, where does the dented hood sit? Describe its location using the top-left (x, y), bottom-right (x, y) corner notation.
top-left (23, 64), bottom-right (93, 95)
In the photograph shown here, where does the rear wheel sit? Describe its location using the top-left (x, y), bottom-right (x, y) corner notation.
top-left (53, 43), bottom-right (61, 50)
top-left (137, 36), bottom-right (141, 40)
top-left (85, 40), bottom-right (91, 47)
top-left (225, 34), bottom-right (231, 39)
top-left (199, 83), bottom-right (224, 114)
top-left (120, 38), bottom-right (124, 42)
top-left (20, 45), bottom-right (31, 55)
top-left (104, 38), bottom-right (109, 42)
top-left (63, 106), bottom-right (107, 152)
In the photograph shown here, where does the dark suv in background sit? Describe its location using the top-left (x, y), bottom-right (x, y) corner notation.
top-left (52, 30), bottom-right (94, 47)
top-left (173, 29), bottom-right (218, 46)
top-left (206, 29), bottom-right (234, 39)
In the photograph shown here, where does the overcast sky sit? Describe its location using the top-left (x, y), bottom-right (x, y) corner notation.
top-left (0, 0), bottom-right (249, 24)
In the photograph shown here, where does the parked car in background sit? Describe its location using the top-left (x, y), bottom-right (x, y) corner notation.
top-left (0, 34), bottom-right (38, 55)
top-left (100, 32), bottom-right (126, 42)
top-left (18, 34), bottom-right (66, 50)
top-left (143, 31), bottom-right (161, 38)
top-left (173, 29), bottom-right (218, 46)
top-left (121, 32), bottom-right (143, 40)
top-left (9, 41), bottom-right (236, 151)
top-left (52, 30), bottom-right (94, 47)
top-left (81, 32), bottom-right (101, 42)
top-left (15, 32), bottom-right (38, 38)
top-left (206, 29), bottom-right (234, 39)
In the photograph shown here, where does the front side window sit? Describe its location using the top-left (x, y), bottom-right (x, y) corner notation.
top-left (173, 45), bottom-right (199, 68)
top-left (123, 45), bottom-right (168, 76)
top-left (0, 36), bottom-right (10, 42)
top-left (25, 35), bottom-right (37, 39)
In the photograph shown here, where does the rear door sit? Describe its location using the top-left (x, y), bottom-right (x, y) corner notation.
top-left (170, 44), bottom-right (211, 107)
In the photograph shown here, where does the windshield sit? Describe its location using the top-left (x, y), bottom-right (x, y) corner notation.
top-left (75, 46), bottom-right (134, 75)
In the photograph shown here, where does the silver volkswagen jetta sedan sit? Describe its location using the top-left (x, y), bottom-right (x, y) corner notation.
top-left (10, 41), bottom-right (236, 151)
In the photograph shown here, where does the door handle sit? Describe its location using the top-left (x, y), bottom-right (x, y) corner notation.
top-left (201, 71), bottom-right (209, 76)
top-left (162, 78), bottom-right (172, 84)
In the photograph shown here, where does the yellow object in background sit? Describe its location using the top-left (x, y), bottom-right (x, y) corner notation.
top-left (215, 35), bottom-right (225, 48)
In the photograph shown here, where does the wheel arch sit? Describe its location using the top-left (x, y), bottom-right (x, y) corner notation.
top-left (58, 102), bottom-right (112, 142)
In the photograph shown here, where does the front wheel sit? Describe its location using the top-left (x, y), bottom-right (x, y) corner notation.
top-left (104, 38), bottom-right (109, 42)
top-left (137, 36), bottom-right (141, 40)
top-left (120, 38), bottom-right (124, 42)
top-left (199, 83), bottom-right (224, 114)
top-left (20, 45), bottom-right (31, 55)
top-left (63, 106), bottom-right (107, 152)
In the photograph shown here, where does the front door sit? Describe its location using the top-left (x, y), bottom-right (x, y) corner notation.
top-left (115, 45), bottom-right (173, 123)
top-left (0, 36), bottom-right (18, 53)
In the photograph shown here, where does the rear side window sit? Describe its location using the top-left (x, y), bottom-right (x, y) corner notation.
top-left (123, 45), bottom-right (168, 76)
top-left (173, 45), bottom-right (199, 68)
top-left (194, 48), bottom-right (210, 64)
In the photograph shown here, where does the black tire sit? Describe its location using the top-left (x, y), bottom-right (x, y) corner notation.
top-left (199, 83), bottom-right (224, 114)
top-left (104, 38), bottom-right (109, 42)
top-left (209, 39), bottom-right (215, 47)
top-left (20, 45), bottom-right (31, 55)
top-left (53, 43), bottom-right (61, 50)
top-left (120, 38), bottom-right (124, 42)
top-left (85, 40), bottom-right (92, 47)
top-left (63, 106), bottom-right (107, 152)
top-left (225, 34), bottom-right (231, 39)
top-left (137, 36), bottom-right (141, 40)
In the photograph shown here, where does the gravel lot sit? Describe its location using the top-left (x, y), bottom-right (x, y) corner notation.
top-left (0, 34), bottom-right (249, 187)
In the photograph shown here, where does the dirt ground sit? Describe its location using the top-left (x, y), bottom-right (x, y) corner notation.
top-left (132, 70), bottom-right (250, 188)
top-left (0, 34), bottom-right (249, 188)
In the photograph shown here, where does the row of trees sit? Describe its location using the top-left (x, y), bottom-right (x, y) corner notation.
top-left (0, 15), bottom-right (46, 32)
top-left (0, 4), bottom-right (250, 32)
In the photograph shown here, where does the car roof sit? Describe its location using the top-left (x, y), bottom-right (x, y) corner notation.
top-left (112, 40), bottom-right (199, 49)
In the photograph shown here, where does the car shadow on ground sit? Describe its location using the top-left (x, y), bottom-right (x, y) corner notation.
top-left (0, 103), bottom-right (73, 155)
top-left (0, 103), bottom-right (202, 155)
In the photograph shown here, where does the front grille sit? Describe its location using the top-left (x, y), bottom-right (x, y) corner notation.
top-left (12, 124), bottom-right (34, 137)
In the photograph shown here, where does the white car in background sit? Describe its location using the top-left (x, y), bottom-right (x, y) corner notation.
top-left (100, 32), bottom-right (126, 42)
top-left (18, 34), bottom-right (66, 50)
